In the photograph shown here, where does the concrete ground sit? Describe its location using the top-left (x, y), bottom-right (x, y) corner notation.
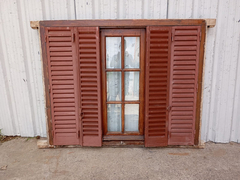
top-left (0, 138), bottom-right (239, 180)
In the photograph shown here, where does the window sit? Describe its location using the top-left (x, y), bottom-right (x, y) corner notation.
top-left (101, 29), bottom-right (145, 140)
top-left (40, 20), bottom-right (205, 147)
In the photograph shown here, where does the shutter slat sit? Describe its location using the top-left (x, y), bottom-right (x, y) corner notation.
top-left (169, 26), bottom-right (200, 145)
top-left (46, 27), bottom-right (79, 146)
top-left (78, 27), bottom-right (102, 147)
top-left (145, 26), bottom-right (171, 147)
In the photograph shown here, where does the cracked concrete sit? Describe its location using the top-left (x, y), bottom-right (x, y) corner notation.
top-left (0, 138), bottom-right (240, 180)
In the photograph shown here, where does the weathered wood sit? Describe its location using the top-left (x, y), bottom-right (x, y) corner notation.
top-left (205, 19), bottom-right (216, 28)
top-left (37, 139), bottom-right (48, 149)
top-left (31, 19), bottom-right (210, 147)
top-left (37, 27), bottom-right (50, 147)
top-left (103, 135), bottom-right (144, 141)
top-left (194, 21), bottom-right (206, 145)
top-left (30, 21), bottom-right (39, 29)
top-left (102, 140), bottom-right (144, 147)
top-left (40, 26), bottom-right (53, 145)
top-left (31, 19), bottom-right (216, 28)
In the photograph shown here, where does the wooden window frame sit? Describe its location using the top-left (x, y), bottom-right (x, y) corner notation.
top-left (37, 19), bottom-right (208, 146)
top-left (101, 29), bottom-right (145, 140)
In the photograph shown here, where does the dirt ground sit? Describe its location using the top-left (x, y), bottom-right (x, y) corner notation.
top-left (0, 138), bottom-right (239, 180)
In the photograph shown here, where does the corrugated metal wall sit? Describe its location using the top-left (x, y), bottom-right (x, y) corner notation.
top-left (0, 0), bottom-right (239, 143)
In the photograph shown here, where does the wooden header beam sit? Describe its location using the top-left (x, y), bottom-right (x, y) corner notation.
top-left (205, 19), bottom-right (216, 28)
top-left (30, 19), bottom-right (216, 29)
top-left (30, 21), bottom-right (39, 29)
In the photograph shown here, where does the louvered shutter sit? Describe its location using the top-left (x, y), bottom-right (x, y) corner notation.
top-left (145, 26), bottom-right (171, 147)
top-left (45, 27), bottom-right (79, 145)
top-left (169, 26), bottom-right (200, 145)
top-left (77, 27), bottom-right (102, 147)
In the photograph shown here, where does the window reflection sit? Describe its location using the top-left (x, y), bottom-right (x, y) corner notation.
top-left (107, 72), bottom-right (121, 101)
top-left (106, 37), bottom-right (121, 69)
top-left (124, 37), bottom-right (140, 69)
top-left (125, 72), bottom-right (139, 101)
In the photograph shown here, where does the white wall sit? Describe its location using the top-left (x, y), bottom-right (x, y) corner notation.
top-left (0, 0), bottom-right (239, 143)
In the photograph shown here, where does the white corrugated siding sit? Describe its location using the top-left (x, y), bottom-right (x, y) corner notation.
top-left (0, 0), bottom-right (239, 142)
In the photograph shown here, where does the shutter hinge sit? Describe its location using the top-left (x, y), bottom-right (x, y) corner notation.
top-left (167, 105), bottom-right (172, 112)
top-left (72, 33), bottom-right (75, 42)
top-left (48, 85), bottom-right (51, 93)
top-left (79, 108), bottom-right (81, 117)
top-left (171, 32), bottom-right (173, 41)
top-left (79, 108), bottom-right (84, 118)
top-left (45, 35), bottom-right (47, 43)
top-left (78, 130), bottom-right (80, 138)
top-left (199, 31), bottom-right (202, 42)
top-left (196, 83), bottom-right (199, 93)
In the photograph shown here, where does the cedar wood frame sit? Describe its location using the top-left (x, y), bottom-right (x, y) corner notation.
top-left (39, 19), bottom-right (207, 146)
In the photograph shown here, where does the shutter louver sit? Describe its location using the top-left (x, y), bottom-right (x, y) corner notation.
top-left (169, 26), bottom-right (200, 145)
top-left (77, 27), bottom-right (102, 147)
top-left (46, 27), bottom-right (79, 145)
top-left (145, 26), bottom-right (171, 147)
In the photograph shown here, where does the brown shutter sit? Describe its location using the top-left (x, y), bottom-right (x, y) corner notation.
top-left (77, 27), bottom-right (102, 147)
top-left (145, 26), bottom-right (171, 147)
top-left (169, 26), bottom-right (200, 145)
top-left (45, 27), bottom-right (79, 145)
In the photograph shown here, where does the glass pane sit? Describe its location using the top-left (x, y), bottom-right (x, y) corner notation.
top-left (125, 72), bottom-right (139, 101)
top-left (107, 72), bottom-right (121, 101)
top-left (124, 37), bottom-right (140, 69)
top-left (107, 104), bottom-right (121, 132)
top-left (106, 37), bottom-right (121, 69)
top-left (125, 104), bottom-right (139, 132)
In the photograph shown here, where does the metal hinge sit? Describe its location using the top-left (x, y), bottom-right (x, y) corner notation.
top-left (45, 35), bottom-right (48, 43)
top-left (171, 32), bottom-right (174, 41)
top-left (167, 105), bottom-right (172, 112)
top-left (48, 85), bottom-right (51, 93)
top-left (78, 130), bottom-right (80, 138)
top-left (199, 31), bottom-right (202, 42)
top-left (72, 33), bottom-right (75, 42)
top-left (196, 83), bottom-right (198, 93)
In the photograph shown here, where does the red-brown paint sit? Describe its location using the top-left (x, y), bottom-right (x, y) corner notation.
top-left (39, 20), bottom-right (206, 147)
top-left (77, 27), bottom-right (102, 147)
top-left (145, 26), bottom-right (171, 147)
top-left (45, 27), bottom-right (80, 145)
top-left (168, 26), bottom-right (201, 145)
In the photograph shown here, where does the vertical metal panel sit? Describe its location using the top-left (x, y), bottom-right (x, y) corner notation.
top-left (0, 0), bottom-right (239, 143)
top-left (0, 0), bottom-right (75, 137)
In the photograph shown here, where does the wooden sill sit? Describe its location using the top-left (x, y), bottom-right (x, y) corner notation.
top-left (102, 140), bottom-right (144, 147)
top-left (103, 135), bottom-right (144, 141)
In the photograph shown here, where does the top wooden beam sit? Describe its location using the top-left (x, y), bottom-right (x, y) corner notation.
top-left (205, 19), bottom-right (216, 28)
top-left (30, 21), bottom-right (39, 29)
top-left (30, 19), bottom-right (216, 29)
